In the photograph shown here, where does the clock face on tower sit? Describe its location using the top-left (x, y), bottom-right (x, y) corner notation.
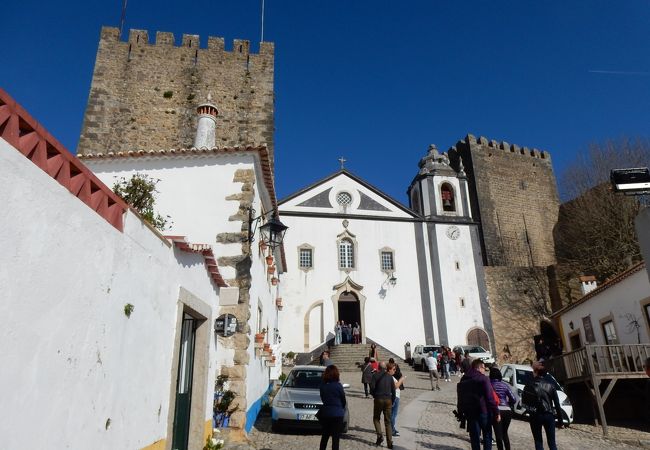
top-left (446, 225), bottom-right (460, 240)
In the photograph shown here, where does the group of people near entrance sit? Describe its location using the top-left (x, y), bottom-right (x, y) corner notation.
top-left (457, 358), bottom-right (564, 450)
top-left (334, 321), bottom-right (361, 345)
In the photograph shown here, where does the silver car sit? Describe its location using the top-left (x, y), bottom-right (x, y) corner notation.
top-left (271, 365), bottom-right (350, 433)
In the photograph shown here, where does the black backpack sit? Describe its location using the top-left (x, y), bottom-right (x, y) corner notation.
top-left (457, 377), bottom-right (482, 418)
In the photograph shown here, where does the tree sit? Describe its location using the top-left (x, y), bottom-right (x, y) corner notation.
top-left (555, 138), bottom-right (649, 282)
top-left (112, 173), bottom-right (170, 231)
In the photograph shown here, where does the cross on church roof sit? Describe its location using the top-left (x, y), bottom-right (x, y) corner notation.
top-left (338, 156), bottom-right (347, 169)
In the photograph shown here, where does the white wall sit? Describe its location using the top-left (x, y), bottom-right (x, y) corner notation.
top-left (558, 268), bottom-right (650, 349)
top-left (278, 214), bottom-right (426, 357)
top-left (0, 139), bottom-right (218, 449)
top-left (87, 152), bottom-right (280, 428)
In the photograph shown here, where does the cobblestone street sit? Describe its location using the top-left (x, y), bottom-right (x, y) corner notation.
top-left (248, 368), bottom-right (646, 450)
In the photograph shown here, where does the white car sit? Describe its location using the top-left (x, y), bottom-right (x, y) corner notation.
top-left (500, 363), bottom-right (574, 425)
top-left (411, 344), bottom-right (444, 371)
top-left (454, 345), bottom-right (495, 365)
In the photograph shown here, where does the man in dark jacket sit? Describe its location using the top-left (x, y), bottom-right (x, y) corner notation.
top-left (457, 359), bottom-right (500, 450)
top-left (371, 362), bottom-right (396, 449)
top-left (522, 361), bottom-right (563, 450)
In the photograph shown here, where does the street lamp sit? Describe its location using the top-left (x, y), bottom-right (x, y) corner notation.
top-left (388, 273), bottom-right (397, 287)
top-left (244, 207), bottom-right (289, 251)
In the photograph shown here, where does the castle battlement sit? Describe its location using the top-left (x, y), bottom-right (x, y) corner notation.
top-left (455, 134), bottom-right (551, 162)
top-left (99, 26), bottom-right (273, 56)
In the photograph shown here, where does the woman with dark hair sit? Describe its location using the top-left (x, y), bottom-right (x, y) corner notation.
top-left (319, 365), bottom-right (347, 450)
top-left (489, 367), bottom-right (517, 450)
top-left (369, 343), bottom-right (378, 360)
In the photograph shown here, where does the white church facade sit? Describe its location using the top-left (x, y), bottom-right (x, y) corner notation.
top-left (278, 145), bottom-right (494, 358)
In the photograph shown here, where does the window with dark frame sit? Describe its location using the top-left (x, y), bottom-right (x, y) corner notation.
top-left (381, 251), bottom-right (394, 271)
top-left (299, 248), bottom-right (313, 269)
top-left (440, 183), bottom-right (456, 212)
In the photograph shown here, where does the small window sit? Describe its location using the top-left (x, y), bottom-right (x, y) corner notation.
top-left (299, 248), bottom-right (313, 269)
top-left (339, 239), bottom-right (354, 269)
top-left (459, 297), bottom-right (465, 308)
top-left (440, 183), bottom-right (456, 212)
top-left (257, 304), bottom-right (263, 334)
top-left (381, 251), bottom-right (394, 271)
top-left (336, 191), bottom-right (352, 206)
top-left (455, 261), bottom-right (460, 271)
top-left (601, 320), bottom-right (618, 345)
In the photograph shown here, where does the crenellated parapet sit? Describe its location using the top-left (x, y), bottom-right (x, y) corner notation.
top-left (78, 26), bottom-right (275, 163)
top-left (452, 134), bottom-right (551, 162)
top-left (98, 26), bottom-right (273, 57)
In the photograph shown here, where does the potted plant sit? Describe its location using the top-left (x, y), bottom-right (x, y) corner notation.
top-left (265, 254), bottom-right (273, 265)
top-left (271, 277), bottom-right (279, 286)
top-left (267, 265), bottom-right (275, 275)
top-left (275, 298), bottom-right (283, 308)
top-left (259, 241), bottom-right (268, 253)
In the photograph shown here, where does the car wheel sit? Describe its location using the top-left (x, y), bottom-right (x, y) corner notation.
top-left (271, 420), bottom-right (282, 433)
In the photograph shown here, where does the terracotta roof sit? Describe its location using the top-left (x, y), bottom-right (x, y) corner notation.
top-left (0, 88), bottom-right (128, 231)
top-left (79, 145), bottom-right (277, 210)
top-left (166, 236), bottom-right (228, 288)
top-left (551, 261), bottom-right (646, 317)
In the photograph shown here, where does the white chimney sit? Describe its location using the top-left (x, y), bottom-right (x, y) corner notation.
top-left (579, 275), bottom-right (598, 296)
top-left (193, 94), bottom-right (218, 148)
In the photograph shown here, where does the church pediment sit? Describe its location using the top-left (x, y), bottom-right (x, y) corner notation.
top-left (279, 170), bottom-right (417, 219)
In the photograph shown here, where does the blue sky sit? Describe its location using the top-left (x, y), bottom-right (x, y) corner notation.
top-left (3, 1), bottom-right (649, 202)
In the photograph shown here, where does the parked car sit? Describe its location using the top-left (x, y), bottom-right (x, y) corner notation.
top-left (411, 344), bottom-right (444, 371)
top-left (453, 345), bottom-right (495, 365)
top-left (271, 365), bottom-right (350, 432)
top-left (500, 363), bottom-right (574, 425)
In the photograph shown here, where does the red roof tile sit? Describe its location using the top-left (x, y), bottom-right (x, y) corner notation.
top-left (166, 235), bottom-right (228, 288)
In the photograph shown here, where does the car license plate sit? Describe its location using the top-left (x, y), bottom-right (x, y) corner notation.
top-left (297, 413), bottom-right (317, 421)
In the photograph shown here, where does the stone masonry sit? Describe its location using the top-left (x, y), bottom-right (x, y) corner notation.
top-left (449, 135), bottom-right (560, 360)
top-left (77, 27), bottom-right (275, 164)
top-left (450, 134), bottom-right (559, 267)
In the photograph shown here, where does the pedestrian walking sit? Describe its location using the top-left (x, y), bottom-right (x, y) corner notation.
top-left (370, 361), bottom-right (396, 449)
top-left (521, 361), bottom-right (563, 450)
top-left (490, 367), bottom-right (517, 450)
top-left (321, 350), bottom-right (333, 367)
top-left (389, 361), bottom-right (406, 437)
top-left (441, 351), bottom-right (451, 382)
top-left (461, 350), bottom-right (473, 374)
top-left (456, 359), bottom-right (500, 450)
top-left (361, 356), bottom-right (374, 398)
top-left (425, 351), bottom-right (441, 390)
top-left (369, 343), bottom-right (379, 360)
top-left (318, 365), bottom-right (347, 450)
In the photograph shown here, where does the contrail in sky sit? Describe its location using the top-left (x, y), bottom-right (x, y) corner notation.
top-left (588, 69), bottom-right (650, 76)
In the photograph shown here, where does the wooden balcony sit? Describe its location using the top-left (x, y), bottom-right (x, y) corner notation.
top-left (548, 344), bottom-right (650, 384)
top-left (546, 344), bottom-right (650, 436)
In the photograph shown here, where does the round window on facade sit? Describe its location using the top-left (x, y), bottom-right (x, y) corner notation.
top-left (336, 191), bottom-right (352, 206)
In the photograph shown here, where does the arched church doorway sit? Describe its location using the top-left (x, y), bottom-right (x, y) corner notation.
top-left (467, 327), bottom-right (490, 349)
top-left (338, 291), bottom-right (361, 342)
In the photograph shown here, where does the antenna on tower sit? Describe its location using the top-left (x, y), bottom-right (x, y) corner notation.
top-left (119, 0), bottom-right (128, 38)
top-left (260, 0), bottom-right (265, 42)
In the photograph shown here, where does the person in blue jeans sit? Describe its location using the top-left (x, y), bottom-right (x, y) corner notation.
top-left (457, 359), bottom-right (500, 450)
top-left (522, 361), bottom-right (563, 450)
top-left (388, 360), bottom-right (406, 436)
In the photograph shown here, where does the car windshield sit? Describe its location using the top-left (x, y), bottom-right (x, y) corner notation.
top-left (284, 369), bottom-right (323, 389)
top-left (424, 346), bottom-right (441, 353)
top-left (467, 346), bottom-right (486, 353)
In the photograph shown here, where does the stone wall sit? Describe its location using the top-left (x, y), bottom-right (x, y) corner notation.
top-left (78, 27), bottom-right (275, 163)
top-left (484, 266), bottom-right (552, 363)
top-left (450, 135), bottom-right (559, 267)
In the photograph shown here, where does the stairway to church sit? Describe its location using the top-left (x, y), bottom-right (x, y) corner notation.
top-left (324, 341), bottom-right (412, 372)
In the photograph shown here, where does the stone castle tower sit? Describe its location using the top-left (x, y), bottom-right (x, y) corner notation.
top-left (448, 135), bottom-right (561, 361)
top-left (77, 27), bottom-right (275, 162)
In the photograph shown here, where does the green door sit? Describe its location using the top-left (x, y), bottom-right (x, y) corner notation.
top-left (172, 313), bottom-right (197, 450)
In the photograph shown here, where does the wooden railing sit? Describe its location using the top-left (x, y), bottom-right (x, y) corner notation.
top-left (548, 344), bottom-right (650, 383)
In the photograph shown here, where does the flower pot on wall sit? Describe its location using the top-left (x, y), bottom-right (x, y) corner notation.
top-left (265, 255), bottom-right (273, 266)
top-left (260, 241), bottom-right (268, 253)
top-left (271, 277), bottom-right (279, 286)
top-left (254, 333), bottom-right (264, 344)
top-left (267, 265), bottom-right (275, 275)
